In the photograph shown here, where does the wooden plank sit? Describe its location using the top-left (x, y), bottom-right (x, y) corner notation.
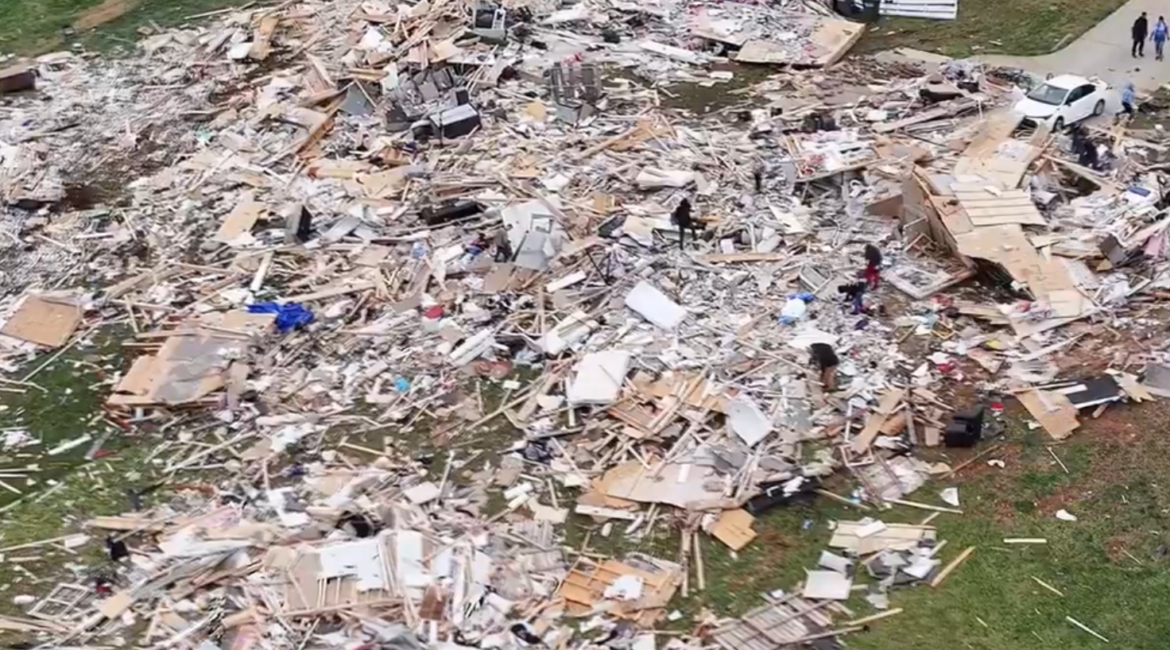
top-left (963, 204), bottom-right (1042, 216)
top-left (929, 546), bottom-right (976, 588)
top-left (699, 253), bottom-right (785, 264)
top-left (955, 196), bottom-right (1037, 207)
top-left (953, 189), bottom-right (1034, 200)
top-left (968, 214), bottom-right (1048, 227)
top-left (85, 515), bottom-right (170, 532)
top-left (850, 389), bottom-right (903, 454)
top-left (214, 195), bottom-right (266, 243)
top-left (573, 504), bottom-right (639, 520)
top-left (846, 608), bottom-right (903, 626)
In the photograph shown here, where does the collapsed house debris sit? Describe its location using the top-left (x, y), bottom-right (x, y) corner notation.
top-left (0, 0), bottom-right (1165, 649)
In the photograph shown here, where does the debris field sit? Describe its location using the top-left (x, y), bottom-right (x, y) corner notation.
top-left (0, 0), bottom-right (1164, 649)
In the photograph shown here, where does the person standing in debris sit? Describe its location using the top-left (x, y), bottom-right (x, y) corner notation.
top-left (493, 227), bottom-right (513, 262)
top-left (1155, 17), bottom-right (1170, 60)
top-left (808, 343), bottom-right (839, 393)
top-left (672, 197), bottom-right (700, 249)
top-left (1121, 82), bottom-right (1137, 120)
top-left (1070, 125), bottom-right (1101, 170)
top-left (838, 280), bottom-right (867, 314)
top-left (1134, 12), bottom-right (1150, 57)
top-left (862, 244), bottom-right (882, 290)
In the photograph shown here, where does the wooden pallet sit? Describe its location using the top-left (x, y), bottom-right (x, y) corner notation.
top-left (711, 595), bottom-right (838, 650)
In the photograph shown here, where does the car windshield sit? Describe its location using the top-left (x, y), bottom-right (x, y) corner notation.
top-left (1027, 83), bottom-right (1069, 106)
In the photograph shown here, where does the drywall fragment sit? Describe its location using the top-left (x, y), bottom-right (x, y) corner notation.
top-left (567, 351), bottom-right (632, 406)
top-left (404, 482), bottom-right (442, 504)
top-left (802, 570), bottom-right (852, 600)
top-left (624, 281), bottom-right (686, 330)
top-left (726, 395), bottom-right (773, 446)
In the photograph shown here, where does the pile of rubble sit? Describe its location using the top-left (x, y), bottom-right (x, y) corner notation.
top-left (0, 0), bottom-right (1167, 648)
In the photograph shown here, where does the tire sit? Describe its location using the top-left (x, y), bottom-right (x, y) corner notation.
top-left (1093, 99), bottom-right (1105, 116)
top-left (1053, 117), bottom-right (1065, 131)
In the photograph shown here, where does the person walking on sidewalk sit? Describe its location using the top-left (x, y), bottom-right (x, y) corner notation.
top-left (1153, 16), bottom-right (1168, 60)
top-left (1133, 12), bottom-right (1149, 57)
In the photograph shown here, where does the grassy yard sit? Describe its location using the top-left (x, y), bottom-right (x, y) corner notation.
top-left (857, 0), bottom-right (1129, 58)
top-left (0, 0), bottom-right (246, 54)
top-left (567, 407), bottom-right (1170, 650)
top-left (1, 0), bottom-right (1167, 648)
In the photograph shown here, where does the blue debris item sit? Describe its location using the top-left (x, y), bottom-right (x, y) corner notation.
top-left (248, 302), bottom-right (315, 333)
top-left (394, 377), bottom-right (410, 392)
top-left (779, 292), bottom-right (816, 325)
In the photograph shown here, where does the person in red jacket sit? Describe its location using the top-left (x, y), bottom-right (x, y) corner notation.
top-left (862, 244), bottom-right (882, 290)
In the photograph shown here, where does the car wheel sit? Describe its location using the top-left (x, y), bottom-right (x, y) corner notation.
top-left (1053, 117), bottom-right (1065, 131)
top-left (1093, 99), bottom-right (1105, 116)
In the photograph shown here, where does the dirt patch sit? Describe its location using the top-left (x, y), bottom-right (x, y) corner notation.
top-left (74, 0), bottom-right (142, 31)
top-left (1104, 532), bottom-right (1145, 563)
top-left (68, 123), bottom-right (171, 209)
top-left (1033, 483), bottom-right (1091, 515)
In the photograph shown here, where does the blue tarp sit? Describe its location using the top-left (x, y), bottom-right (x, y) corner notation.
top-left (248, 302), bottom-right (314, 333)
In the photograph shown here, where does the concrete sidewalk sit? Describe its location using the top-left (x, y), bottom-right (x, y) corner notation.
top-left (981, 0), bottom-right (1170, 91)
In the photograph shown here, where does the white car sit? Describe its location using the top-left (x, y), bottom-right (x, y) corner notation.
top-left (1013, 74), bottom-right (1109, 130)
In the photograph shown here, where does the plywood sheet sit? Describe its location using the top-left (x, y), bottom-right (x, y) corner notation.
top-left (954, 187), bottom-right (1045, 227)
top-left (711, 509), bottom-right (757, 551)
top-left (962, 110), bottom-right (1027, 157)
top-left (734, 16), bottom-right (863, 67)
top-left (598, 461), bottom-right (724, 509)
top-left (1017, 389), bottom-right (1080, 440)
top-left (953, 225), bottom-right (1081, 301)
top-left (1, 296), bottom-right (81, 347)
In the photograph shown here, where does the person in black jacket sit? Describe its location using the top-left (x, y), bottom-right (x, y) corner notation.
top-left (1134, 12), bottom-right (1149, 57)
top-left (809, 343), bottom-right (840, 393)
top-left (672, 198), bottom-right (701, 249)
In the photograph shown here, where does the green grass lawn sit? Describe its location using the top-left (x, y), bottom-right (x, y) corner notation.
top-left (0, 0), bottom-right (246, 54)
top-left (857, 0), bottom-right (1129, 58)
top-left (567, 407), bottom-right (1170, 650)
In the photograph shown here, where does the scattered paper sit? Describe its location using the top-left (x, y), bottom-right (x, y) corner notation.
top-left (603, 574), bottom-right (644, 600)
top-left (939, 487), bottom-right (960, 507)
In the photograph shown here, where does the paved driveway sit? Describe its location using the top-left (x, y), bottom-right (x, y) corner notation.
top-left (980, 0), bottom-right (1170, 91)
